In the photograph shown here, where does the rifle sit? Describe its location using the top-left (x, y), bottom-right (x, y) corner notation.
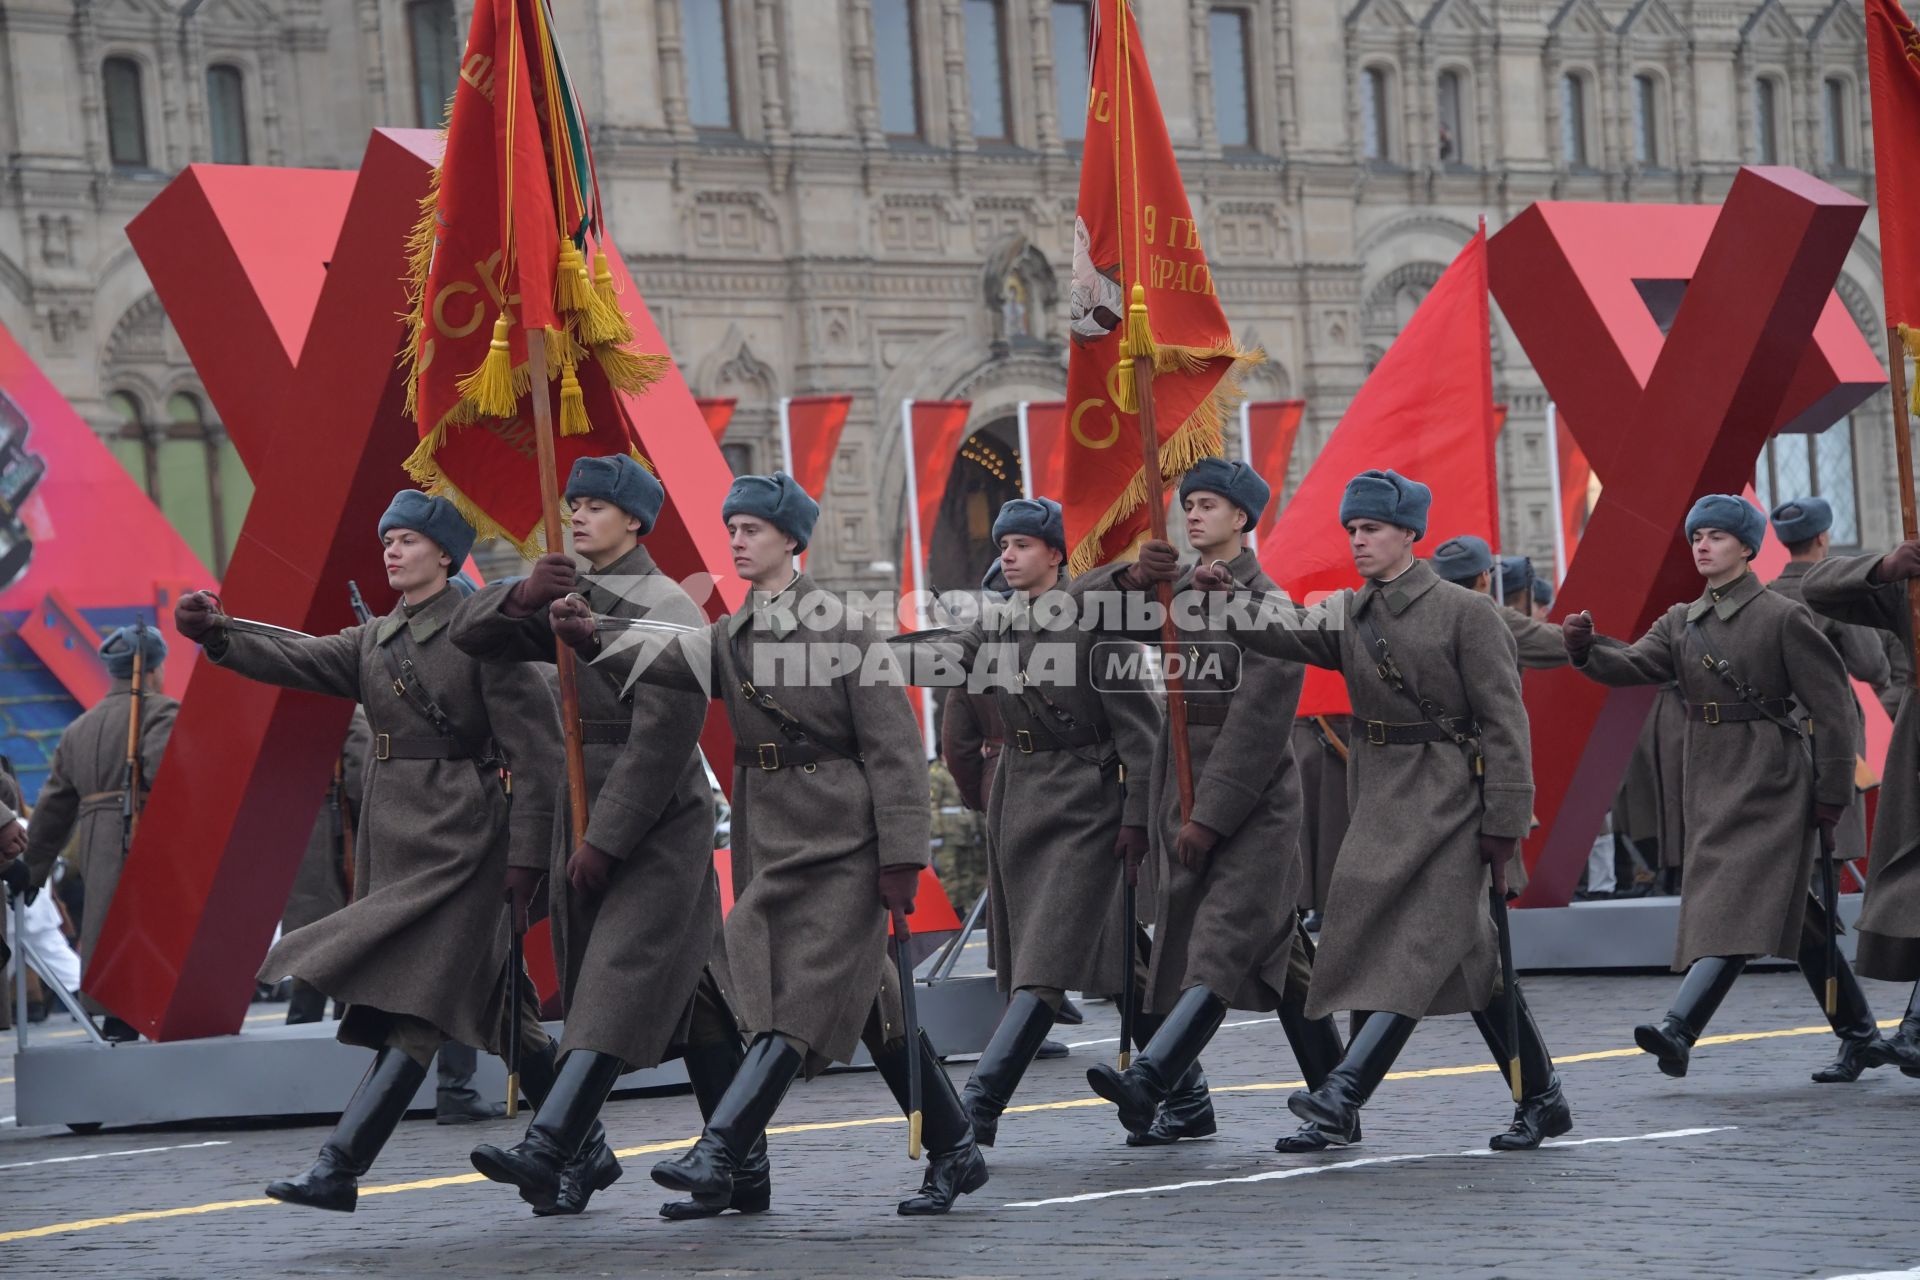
top-left (338, 583), bottom-right (373, 897)
top-left (121, 630), bottom-right (146, 855)
top-left (348, 580), bottom-right (373, 626)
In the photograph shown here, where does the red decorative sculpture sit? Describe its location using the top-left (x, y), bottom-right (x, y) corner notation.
top-left (1491, 166), bottom-right (1884, 907)
top-left (91, 131), bottom-right (744, 1039)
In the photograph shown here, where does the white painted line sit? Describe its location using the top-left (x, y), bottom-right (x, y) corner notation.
top-left (1063, 1018), bottom-right (1270, 1050)
top-left (1004, 1126), bottom-right (1737, 1207)
top-left (0, 1140), bottom-right (230, 1173)
top-left (1825, 1271), bottom-right (1920, 1279)
top-left (0, 1116), bottom-right (13, 1125)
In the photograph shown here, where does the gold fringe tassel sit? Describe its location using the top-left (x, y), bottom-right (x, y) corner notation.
top-left (456, 315), bottom-right (521, 418)
top-left (595, 344), bottom-right (671, 395)
top-left (541, 323), bottom-right (586, 375)
top-left (559, 361), bottom-right (591, 436)
top-left (1112, 284), bottom-right (1155, 415)
top-left (555, 240), bottom-right (594, 314)
top-left (581, 250), bottom-right (636, 346)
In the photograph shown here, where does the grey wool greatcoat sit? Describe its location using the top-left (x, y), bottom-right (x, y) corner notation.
top-left (282, 708), bottom-right (372, 934)
top-left (451, 543), bottom-right (729, 1070)
top-left (1574, 568), bottom-right (1857, 970)
top-left (1292, 715), bottom-right (1352, 912)
top-left (1223, 560), bottom-right (1534, 1020)
top-left (22, 677), bottom-right (178, 979)
top-left (933, 579), bottom-right (1159, 1000)
top-left (1501, 605), bottom-right (1569, 672)
top-left (1803, 551), bottom-right (1920, 979)
top-left (604, 572), bottom-right (929, 1074)
top-left (1769, 559), bottom-right (1890, 862)
top-left (1078, 549), bottom-right (1304, 1014)
top-left (211, 586), bottom-right (561, 1055)
top-left (1612, 686), bottom-right (1689, 871)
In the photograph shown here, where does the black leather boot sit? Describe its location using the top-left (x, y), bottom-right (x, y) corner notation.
top-left (1866, 981), bottom-right (1920, 1076)
top-left (1798, 926), bottom-right (1887, 1083)
top-left (959, 991), bottom-right (1055, 1147)
top-left (470, 1049), bottom-right (624, 1214)
top-left (285, 980), bottom-right (328, 1026)
top-left (1284, 1012), bottom-right (1417, 1146)
top-left (1125, 1062), bottom-right (1216, 1147)
top-left (1474, 986), bottom-right (1573, 1151)
top-left (436, 1041), bottom-right (505, 1123)
top-left (660, 1037), bottom-right (772, 1220)
top-left (1273, 999), bottom-right (1358, 1152)
top-left (516, 1038), bottom-right (561, 1111)
top-left (872, 1029), bottom-right (989, 1215)
top-left (652, 1035), bottom-right (801, 1214)
top-left (1087, 986), bottom-right (1227, 1138)
top-left (265, 1047), bottom-right (428, 1212)
top-left (1633, 956), bottom-right (1744, 1078)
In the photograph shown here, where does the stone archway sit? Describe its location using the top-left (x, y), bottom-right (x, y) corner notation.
top-left (927, 416), bottom-right (1023, 595)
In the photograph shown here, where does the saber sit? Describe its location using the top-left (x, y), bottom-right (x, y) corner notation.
top-left (1820, 822), bottom-right (1840, 1016)
top-left (1490, 882), bottom-right (1522, 1103)
top-left (890, 906), bottom-right (922, 1160)
top-left (506, 902), bottom-right (523, 1120)
top-left (1118, 764), bottom-right (1136, 1072)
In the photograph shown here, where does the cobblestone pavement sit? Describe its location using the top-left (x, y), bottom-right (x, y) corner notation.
top-left (3, 972), bottom-right (1920, 1279)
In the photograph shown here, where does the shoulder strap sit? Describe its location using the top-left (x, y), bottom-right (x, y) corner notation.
top-left (727, 624), bottom-right (866, 765)
top-left (378, 629), bottom-right (501, 766)
top-left (1682, 619), bottom-right (1807, 741)
top-left (1007, 633), bottom-right (1116, 771)
top-left (1353, 606), bottom-right (1481, 757)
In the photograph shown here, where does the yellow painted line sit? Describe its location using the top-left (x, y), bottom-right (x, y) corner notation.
top-left (0, 1015), bottom-right (1893, 1245)
top-left (0, 1076), bottom-right (13, 1085)
top-left (31, 1011), bottom-right (286, 1043)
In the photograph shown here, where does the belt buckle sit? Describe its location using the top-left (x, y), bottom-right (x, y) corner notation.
top-left (1366, 720), bottom-right (1387, 746)
top-left (375, 733), bottom-right (391, 761)
top-left (757, 742), bottom-right (781, 771)
top-left (1703, 703), bottom-right (1720, 726)
top-left (1015, 728), bottom-right (1035, 753)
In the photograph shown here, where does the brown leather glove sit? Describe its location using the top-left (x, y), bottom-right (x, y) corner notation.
top-left (503, 866), bottom-right (545, 935)
top-left (1191, 559), bottom-right (1235, 592)
top-left (174, 590), bottom-right (223, 643)
top-left (1117, 539), bottom-right (1182, 590)
top-left (566, 841), bottom-right (616, 899)
top-left (1174, 820), bottom-right (1220, 872)
top-left (1814, 802), bottom-right (1847, 857)
top-left (1562, 610), bottom-right (1595, 664)
top-left (1877, 541), bottom-right (1920, 584)
top-left (506, 553), bottom-right (578, 617)
top-left (549, 596), bottom-right (599, 656)
top-left (1113, 824), bottom-right (1150, 887)
top-left (1479, 833), bottom-right (1516, 899)
top-left (878, 863), bottom-right (921, 915)
top-left (0, 820), bottom-right (25, 861)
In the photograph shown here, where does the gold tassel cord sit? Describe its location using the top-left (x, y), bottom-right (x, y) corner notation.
top-left (1902, 323), bottom-right (1920, 417)
top-left (555, 239), bottom-right (594, 314)
top-left (457, 315), bottom-right (522, 418)
top-left (595, 344), bottom-right (672, 396)
top-left (582, 250), bottom-right (637, 347)
top-left (559, 362), bottom-right (591, 436)
top-left (1112, 283), bottom-right (1155, 415)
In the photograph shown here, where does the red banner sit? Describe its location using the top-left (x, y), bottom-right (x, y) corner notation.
top-left (1871, 0), bottom-right (1920, 334)
top-left (697, 396), bottom-right (736, 444)
top-left (1021, 400), bottom-right (1069, 499)
top-left (782, 394), bottom-right (852, 499)
top-left (1259, 230), bottom-right (1500, 716)
top-left (1060, 0), bottom-right (1258, 573)
top-left (1238, 399), bottom-right (1303, 548)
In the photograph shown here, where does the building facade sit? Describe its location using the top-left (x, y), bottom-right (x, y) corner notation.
top-left (0, 0), bottom-right (1891, 591)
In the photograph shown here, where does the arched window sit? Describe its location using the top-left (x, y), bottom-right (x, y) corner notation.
top-left (1823, 76), bottom-right (1851, 170)
top-left (1052, 0), bottom-right (1090, 143)
top-left (1754, 422), bottom-right (1859, 547)
top-left (683, 0), bottom-right (737, 131)
top-left (207, 65), bottom-right (248, 164)
top-left (1755, 77), bottom-right (1782, 164)
top-left (1362, 65), bottom-right (1392, 162)
top-left (1633, 72), bottom-right (1661, 168)
top-left (963, 0), bottom-right (1009, 142)
top-left (1209, 7), bottom-right (1253, 151)
top-left (103, 57), bottom-right (148, 169)
top-left (108, 391), bottom-right (156, 495)
top-left (1560, 72), bottom-right (1589, 168)
top-left (1436, 69), bottom-right (1465, 164)
top-left (407, 0), bottom-right (457, 128)
top-left (873, 0), bottom-right (922, 139)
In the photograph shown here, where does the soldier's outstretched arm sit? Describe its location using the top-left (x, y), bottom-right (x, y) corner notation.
top-left (1802, 550), bottom-right (1909, 636)
top-left (1457, 601), bottom-right (1534, 840)
top-left (451, 580), bottom-right (562, 664)
top-left (198, 613), bottom-right (368, 703)
top-left (1780, 604), bottom-right (1863, 812)
top-left (1567, 610), bottom-right (1677, 688)
top-left (1219, 585), bottom-right (1346, 670)
top-left (478, 658), bottom-right (562, 873)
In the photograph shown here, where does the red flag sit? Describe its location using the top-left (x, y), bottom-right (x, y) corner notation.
top-left (1871, 0), bottom-right (1920, 341)
top-left (781, 394), bottom-right (852, 500)
top-left (1259, 229), bottom-right (1499, 715)
top-left (1237, 399), bottom-right (1304, 548)
top-left (1061, 0), bottom-right (1259, 573)
top-left (403, 0), bottom-right (666, 551)
top-left (696, 396), bottom-right (736, 444)
top-left (1020, 400), bottom-right (1069, 498)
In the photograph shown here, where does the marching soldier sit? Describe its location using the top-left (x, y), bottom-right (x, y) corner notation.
top-left (1531, 576), bottom-right (1555, 623)
top-left (284, 709), bottom-right (370, 1026)
top-left (1802, 535), bottom-right (1920, 1074)
top-left (1163, 469), bottom-right (1571, 1151)
top-left (173, 491), bottom-right (563, 1213)
top-left (1767, 496), bottom-right (1892, 864)
top-left (901, 497), bottom-right (1158, 1150)
top-left (1075, 460), bottom-right (1351, 1153)
top-left (453, 455), bottom-right (742, 1219)
top-left (1498, 555), bottom-right (1535, 616)
top-left (1433, 536), bottom-right (1564, 670)
top-left (1565, 494), bottom-right (1884, 1083)
top-left (21, 624), bottom-right (176, 1040)
top-left (568, 472), bottom-right (986, 1217)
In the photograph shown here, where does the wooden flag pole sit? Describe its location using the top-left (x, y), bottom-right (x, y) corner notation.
top-left (1129, 340), bottom-right (1195, 823)
top-left (526, 332), bottom-right (591, 843)
top-left (1886, 325), bottom-right (1920, 691)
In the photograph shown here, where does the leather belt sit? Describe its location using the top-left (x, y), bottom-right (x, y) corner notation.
top-left (580, 719), bottom-right (631, 746)
top-left (1011, 725), bottom-right (1111, 753)
top-left (735, 741), bottom-right (840, 772)
top-left (374, 734), bottom-right (477, 761)
top-left (1359, 717), bottom-right (1480, 746)
top-left (1684, 698), bottom-right (1794, 725)
top-left (1183, 701), bottom-right (1230, 726)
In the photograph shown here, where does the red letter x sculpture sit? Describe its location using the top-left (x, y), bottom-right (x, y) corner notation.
top-left (88, 130), bottom-right (743, 1039)
top-left (1490, 166), bottom-right (1883, 907)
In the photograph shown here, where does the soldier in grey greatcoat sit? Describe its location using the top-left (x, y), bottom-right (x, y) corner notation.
top-left (21, 624), bottom-right (176, 1038)
top-left (1157, 470), bottom-right (1572, 1152)
top-left (1804, 536), bottom-right (1920, 1076)
top-left (1076, 460), bottom-right (1352, 1153)
top-left (174, 492), bottom-right (563, 1214)
top-left (1566, 494), bottom-right (1884, 1084)
top-left (901, 497), bottom-right (1159, 1152)
top-left (1767, 496), bottom-right (1892, 863)
top-left (454, 455), bottom-right (742, 1218)
top-left (573, 473), bottom-right (986, 1217)
top-left (283, 708), bottom-right (370, 1025)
